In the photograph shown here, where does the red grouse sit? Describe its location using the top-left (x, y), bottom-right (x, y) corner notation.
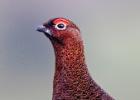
top-left (37, 18), bottom-right (115, 100)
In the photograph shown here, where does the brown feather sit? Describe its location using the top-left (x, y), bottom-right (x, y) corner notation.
top-left (37, 18), bottom-right (115, 100)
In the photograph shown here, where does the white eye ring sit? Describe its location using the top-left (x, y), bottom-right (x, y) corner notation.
top-left (55, 23), bottom-right (67, 30)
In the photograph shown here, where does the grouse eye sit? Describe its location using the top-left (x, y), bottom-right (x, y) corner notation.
top-left (55, 23), bottom-right (67, 30)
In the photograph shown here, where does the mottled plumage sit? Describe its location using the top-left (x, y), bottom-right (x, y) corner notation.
top-left (37, 17), bottom-right (115, 100)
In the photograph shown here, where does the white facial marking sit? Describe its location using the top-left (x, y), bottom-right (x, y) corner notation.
top-left (55, 22), bottom-right (67, 30)
top-left (45, 28), bottom-right (51, 35)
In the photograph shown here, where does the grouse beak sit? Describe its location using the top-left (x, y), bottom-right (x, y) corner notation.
top-left (36, 25), bottom-right (62, 44)
top-left (36, 25), bottom-right (52, 36)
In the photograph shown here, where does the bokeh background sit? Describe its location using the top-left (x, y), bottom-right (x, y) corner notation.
top-left (0, 0), bottom-right (140, 100)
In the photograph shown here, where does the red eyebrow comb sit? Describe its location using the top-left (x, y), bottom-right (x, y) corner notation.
top-left (53, 18), bottom-right (70, 25)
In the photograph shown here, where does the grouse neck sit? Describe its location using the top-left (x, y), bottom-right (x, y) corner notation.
top-left (52, 39), bottom-right (91, 98)
top-left (53, 39), bottom-right (86, 71)
top-left (51, 36), bottom-right (114, 100)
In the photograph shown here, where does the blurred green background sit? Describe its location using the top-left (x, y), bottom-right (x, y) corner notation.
top-left (0, 0), bottom-right (140, 100)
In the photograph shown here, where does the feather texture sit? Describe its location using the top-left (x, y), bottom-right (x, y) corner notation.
top-left (37, 17), bottom-right (115, 100)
